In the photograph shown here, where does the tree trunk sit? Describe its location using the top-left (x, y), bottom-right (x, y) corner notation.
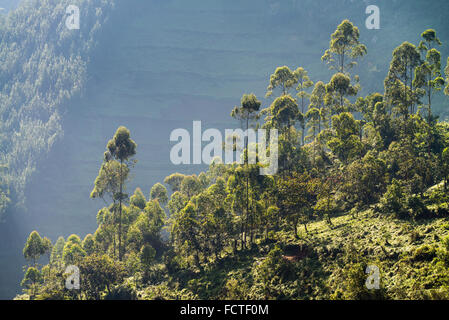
top-left (113, 224), bottom-right (116, 259)
top-left (293, 216), bottom-right (299, 238)
top-left (428, 77), bottom-right (432, 122)
top-left (245, 118), bottom-right (250, 248)
top-left (241, 221), bottom-right (245, 250)
top-left (301, 95), bottom-right (305, 146)
top-left (119, 160), bottom-right (123, 261)
top-left (428, 78), bottom-right (432, 157)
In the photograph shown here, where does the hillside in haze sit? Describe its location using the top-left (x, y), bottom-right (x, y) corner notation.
top-left (2, 0), bottom-right (449, 299)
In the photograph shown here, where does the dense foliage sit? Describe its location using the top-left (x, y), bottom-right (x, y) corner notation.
top-left (15, 19), bottom-right (449, 300)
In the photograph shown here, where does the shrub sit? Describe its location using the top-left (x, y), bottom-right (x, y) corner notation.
top-left (331, 262), bottom-right (386, 300)
top-left (411, 245), bottom-right (437, 262)
top-left (105, 283), bottom-right (137, 300)
top-left (379, 179), bottom-right (407, 218)
top-left (407, 195), bottom-right (431, 220)
top-left (224, 273), bottom-right (250, 299)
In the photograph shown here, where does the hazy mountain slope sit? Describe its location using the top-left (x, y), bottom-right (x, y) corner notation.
top-left (0, 0), bottom-right (116, 298)
top-left (0, 0), bottom-right (116, 208)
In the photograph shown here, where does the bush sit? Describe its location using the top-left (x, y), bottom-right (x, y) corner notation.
top-left (224, 274), bottom-right (250, 299)
top-left (430, 203), bottom-right (449, 217)
top-left (379, 179), bottom-right (407, 218)
top-left (409, 229), bottom-right (421, 243)
top-left (104, 283), bottom-right (137, 300)
top-left (250, 246), bottom-right (297, 299)
top-left (407, 195), bottom-right (431, 220)
top-left (411, 245), bottom-right (437, 262)
top-left (331, 262), bottom-right (386, 300)
top-left (436, 236), bottom-right (449, 266)
top-left (142, 264), bottom-right (167, 285)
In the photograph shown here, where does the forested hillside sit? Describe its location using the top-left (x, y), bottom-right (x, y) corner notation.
top-left (0, 0), bottom-right (115, 215)
top-left (15, 15), bottom-right (449, 299)
top-left (2, 0), bottom-right (449, 300)
top-left (0, 0), bottom-right (117, 299)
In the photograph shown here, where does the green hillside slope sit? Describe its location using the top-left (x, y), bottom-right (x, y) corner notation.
top-left (3, 0), bottom-right (449, 300)
top-left (135, 207), bottom-right (449, 300)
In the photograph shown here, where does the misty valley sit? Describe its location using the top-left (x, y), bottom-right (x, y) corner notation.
top-left (1, 0), bottom-right (449, 303)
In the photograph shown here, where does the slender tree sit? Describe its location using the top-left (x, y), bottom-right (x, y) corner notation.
top-left (91, 156), bottom-right (129, 259)
top-left (444, 57), bottom-right (449, 97)
top-left (266, 66), bottom-right (298, 97)
top-left (231, 93), bottom-right (261, 248)
top-left (415, 29), bottom-right (444, 123)
top-left (310, 81), bottom-right (327, 130)
top-left (100, 127), bottom-right (136, 261)
top-left (295, 67), bottom-right (314, 145)
top-left (385, 42), bottom-right (421, 119)
top-left (442, 147), bottom-right (449, 191)
top-left (321, 19), bottom-right (367, 74)
top-left (261, 95), bottom-right (299, 173)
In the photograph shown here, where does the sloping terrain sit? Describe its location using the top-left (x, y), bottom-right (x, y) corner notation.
top-left (3, 0), bottom-right (449, 298)
top-left (138, 207), bottom-right (449, 300)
